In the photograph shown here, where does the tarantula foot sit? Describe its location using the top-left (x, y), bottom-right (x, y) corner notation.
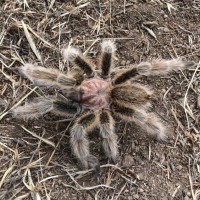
top-left (137, 62), bottom-right (152, 75)
top-left (183, 61), bottom-right (196, 68)
top-left (156, 133), bottom-right (169, 144)
top-left (87, 155), bottom-right (101, 173)
top-left (101, 40), bottom-right (116, 53)
top-left (62, 46), bottom-right (80, 62)
top-left (108, 156), bottom-right (119, 165)
top-left (158, 136), bottom-right (169, 144)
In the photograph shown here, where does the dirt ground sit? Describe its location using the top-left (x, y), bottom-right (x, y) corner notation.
top-left (0, 0), bottom-right (200, 199)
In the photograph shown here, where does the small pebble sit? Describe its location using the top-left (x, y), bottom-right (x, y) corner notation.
top-left (126, 60), bottom-right (131, 65)
top-left (121, 60), bottom-right (126, 65)
top-left (122, 155), bottom-right (135, 168)
top-left (137, 172), bottom-right (145, 180)
top-left (138, 188), bottom-right (144, 193)
top-left (177, 165), bottom-right (183, 170)
top-left (133, 194), bottom-right (139, 199)
top-left (187, 191), bottom-right (192, 197)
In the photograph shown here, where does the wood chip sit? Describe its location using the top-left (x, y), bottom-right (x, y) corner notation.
top-left (142, 24), bottom-right (157, 39)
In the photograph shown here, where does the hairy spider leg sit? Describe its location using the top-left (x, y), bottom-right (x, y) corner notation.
top-left (68, 67), bottom-right (84, 85)
top-left (111, 102), bottom-right (167, 142)
top-left (113, 67), bottom-right (139, 85)
top-left (136, 59), bottom-right (195, 76)
top-left (113, 59), bottom-right (195, 85)
top-left (70, 112), bottom-right (100, 172)
top-left (99, 110), bottom-right (119, 164)
top-left (99, 40), bottom-right (116, 79)
top-left (62, 46), bottom-right (94, 77)
top-left (12, 96), bottom-right (80, 119)
top-left (19, 64), bottom-right (78, 88)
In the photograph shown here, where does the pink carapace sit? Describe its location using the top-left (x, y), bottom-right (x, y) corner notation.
top-left (80, 78), bottom-right (111, 109)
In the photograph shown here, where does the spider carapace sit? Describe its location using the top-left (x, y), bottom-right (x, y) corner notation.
top-left (68, 78), bottom-right (111, 109)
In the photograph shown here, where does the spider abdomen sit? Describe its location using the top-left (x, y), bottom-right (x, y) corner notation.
top-left (80, 78), bottom-right (111, 109)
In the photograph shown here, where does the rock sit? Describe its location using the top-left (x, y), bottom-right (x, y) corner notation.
top-left (197, 95), bottom-right (200, 108)
top-left (121, 60), bottom-right (126, 65)
top-left (122, 155), bottom-right (135, 168)
top-left (177, 165), bottom-right (183, 171)
top-left (132, 194), bottom-right (139, 199)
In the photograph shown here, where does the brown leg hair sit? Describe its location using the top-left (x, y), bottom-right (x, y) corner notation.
top-left (113, 59), bottom-right (195, 85)
top-left (99, 40), bottom-right (116, 79)
top-left (111, 102), bottom-right (167, 142)
top-left (62, 46), bottom-right (94, 77)
top-left (19, 64), bottom-right (77, 88)
top-left (113, 67), bottom-right (139, 85)
top-left (68, 67), bottom-right (84, 85)
top-left (12, 96), bottom-right (80, 119)
top-left (70, 112), bottom-right (100, 172)
top-left (136, 59), bottom-right (195, 76)
top-left (99, 110), bottom-right (118, 164)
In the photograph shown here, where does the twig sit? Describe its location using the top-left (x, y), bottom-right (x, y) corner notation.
top-left (183, 61), bottom-right (200, 129)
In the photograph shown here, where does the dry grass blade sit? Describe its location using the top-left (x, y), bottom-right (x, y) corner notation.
top-left (115, 183), bottom-right (126, 200)
top-left (14, 193), bottom-right (30, 200)
top-left (83, 38), bottom-right (100, 55)
top-left (0, 69), bottom-right (16, 84)
top-left (0, 164), bottom-right (15, 188)
top-left (21, 21), bottom-right (42, 63)
top-left (31, 192), bottom-right (41, 200)
top-left (21, 156), bottom-right (46, 170)
top-left (22, 169), bottom-right (42, 200)
top-left (188, 158), bottom-right (196, 200)
top-left (197, 95), bottom-right (200, 108)
top-left (0, 27), bottom-right (6, 45)
top-left (0, 98), bottom-right (8, 115)
top-left (39, 175), bottom-right (64, 183)
top-left (172, 185), bottom-right (181, 198)
top-left (23, 0), bottom-right (29, 8)
top-left (48, 0), bottom-right (56, 10)
top-left (166, 3), bottom-right (177, 14)
top-left (77, 1), bottom-right (90, 7)
top-left (20, 126), bottom-right (55, 147)
top-left (27, 25), bottom-right (56, 50)
top-left (183, 61), bottom-right (200, 129)
top-left (63, 168), bottom-right (114, 190)
top-left (23, 169), bottom-right (35, 191)
top-left (194, 190), bottom-right (200, 200)
top-left (0, 141), bottom-right (16, 153)
top-left (0, 86), bottom-right (38, 120)
top-left (142, 24), bottom-right (157, 39)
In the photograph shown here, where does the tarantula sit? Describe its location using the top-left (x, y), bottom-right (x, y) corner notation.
top-left (13, 40), bottom-right (194, 171)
